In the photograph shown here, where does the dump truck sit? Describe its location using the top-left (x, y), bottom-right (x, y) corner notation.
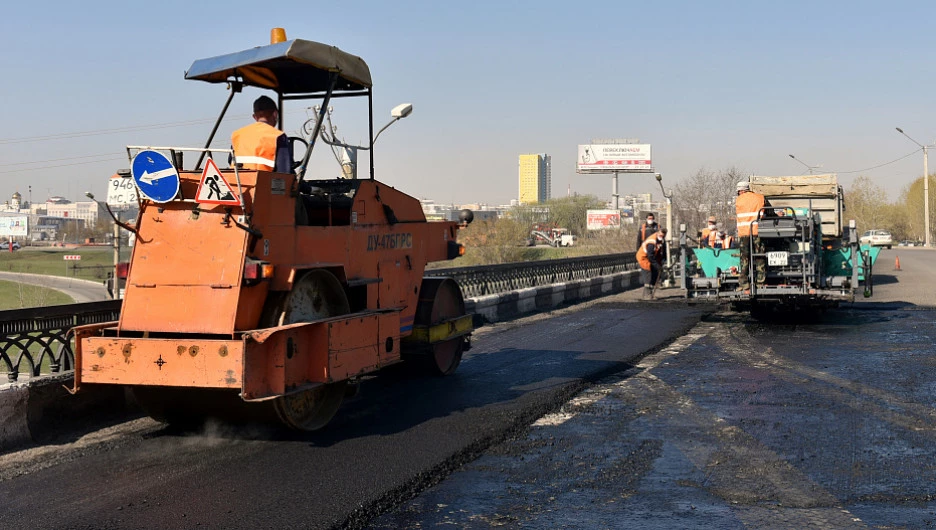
top-left (681, 174), bottom-right (879, 312)
top-left (70, 30), bottom-right (474, 431)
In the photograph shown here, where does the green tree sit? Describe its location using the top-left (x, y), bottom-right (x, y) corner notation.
top-left (673, 166), bottom-right (746, 240)
top-left (543, 195), bottom-right (606, 237)
top-left (844, 176), bottom-right (890, 233)
top-left (897, 174), bottom-right (936, 242)
top-left (457, 217), bottom-right (529, 265)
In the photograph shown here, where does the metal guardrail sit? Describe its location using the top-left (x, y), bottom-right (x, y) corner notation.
top-left (0, 254), bottom-right (638, 380)
top-left (1, 300), bottom-right (120, 382)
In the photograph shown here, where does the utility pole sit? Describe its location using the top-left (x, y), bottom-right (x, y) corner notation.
top-left (113, 211), bottom-right (121, 299)
top-left (896, 128), bottom-right (932, 248)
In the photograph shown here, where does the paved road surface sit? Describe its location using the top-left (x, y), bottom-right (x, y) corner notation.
top-left (2, 249), bottom-right (932, 529)
top-left (0, 293), bottom-right (706, 528)
top-left (0, 271), bottom-right (110, 303)
top-left (373, 249), bottom-right (936, 529)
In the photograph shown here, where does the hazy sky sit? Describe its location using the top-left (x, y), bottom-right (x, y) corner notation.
top-left (2, 0), bottom-right (935, 208)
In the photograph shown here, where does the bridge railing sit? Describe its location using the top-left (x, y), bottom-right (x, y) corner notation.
top-left (0, 253), bottom-right (637, 381)
top-left (432, 252), bottom-right (638, 298)
top-left (1, 301), bottom-right (120, 383)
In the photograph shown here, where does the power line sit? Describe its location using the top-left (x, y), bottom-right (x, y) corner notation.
top-left (0, 115), bottom-right (249, 145)
top-left (6, 152), bottom-right (123, 167)
top-left (0, 157), bottom-right (126, 174)
top-left (4, 138), bottom-right (236, 169)
top-left (813, 149), bottom-right (920, 175)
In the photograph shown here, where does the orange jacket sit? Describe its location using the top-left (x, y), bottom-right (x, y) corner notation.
top-left (636, 233), bottom-right (665, 271)
top-left (700, 226), bottom-right (714, 247)
top-left (709, 233), bottom-right (734, 248)
top-left (736, 191), bottom-right (765, 237)
top-left (231, 122), bottom-right (284, 171)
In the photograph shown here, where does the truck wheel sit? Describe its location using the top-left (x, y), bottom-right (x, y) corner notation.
top-left (414, 278), bottom-right (466, 376)
top-left (263, 269), bottom-right (350, 431)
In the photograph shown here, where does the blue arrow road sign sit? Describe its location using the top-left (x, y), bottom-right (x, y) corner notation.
top-left (131, 150), bottom-right (180, 203)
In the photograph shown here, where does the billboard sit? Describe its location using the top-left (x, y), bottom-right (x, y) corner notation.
top-left (577, 144), bottom-right (652, 174)
top-left (0, 215), bottom-right (28, 237)
top-left (586, 209), bottom-right (622, 230)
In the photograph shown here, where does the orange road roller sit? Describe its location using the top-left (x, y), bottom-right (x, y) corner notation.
top-left (71, 30), bottom-right (473, 431)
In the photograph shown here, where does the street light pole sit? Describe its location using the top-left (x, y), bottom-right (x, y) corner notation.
top-left (788, 154), bottom-right (822, 175)
top-left (896, 128), bottom-right (932, 248)
top-left (655, 173), bottom-right (674, 282)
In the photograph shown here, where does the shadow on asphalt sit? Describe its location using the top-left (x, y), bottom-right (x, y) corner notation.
top-left (702, 301), bottom-right (920, 328)
top-left (870, 273), bottom-right (899, 286)
top-left (144, 347), bottom-right (645, 447)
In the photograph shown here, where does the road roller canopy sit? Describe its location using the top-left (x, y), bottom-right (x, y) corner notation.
top-left (184, 39), bottom-right (372, 93)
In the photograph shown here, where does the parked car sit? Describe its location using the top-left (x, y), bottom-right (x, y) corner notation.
top-left (898, 240), bottom-right (923, 247)
top-left (859, 229), bottom-right (893, 249)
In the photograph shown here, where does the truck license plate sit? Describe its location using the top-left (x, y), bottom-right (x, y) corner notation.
top-left (767, 251), bottom-right (789, 266)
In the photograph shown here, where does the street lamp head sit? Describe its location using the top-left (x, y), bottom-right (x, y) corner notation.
top-left (788, 154), bottom-right (795, 159)
top-left (654, 173), bottom-right (662, 182)
top-left (896, 127), bottom-right (904, 134)
top-left (84, 192), bottom-right (95, 200)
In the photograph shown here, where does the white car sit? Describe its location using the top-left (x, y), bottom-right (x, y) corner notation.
top-left (859, 229), bottom-right (893, 249)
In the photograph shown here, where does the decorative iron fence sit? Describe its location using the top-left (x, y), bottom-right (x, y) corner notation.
top-left (0, 301), bottom-right (120, 382)
top-left (430, 252), bottom-right (639, 298)
top-left (0, 254), bottom-right (638, 380)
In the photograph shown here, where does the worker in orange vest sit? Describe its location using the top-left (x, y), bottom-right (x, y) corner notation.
top-left (736, 181), bottom-right (767, 290)
top-left (635, 213), bottom-right (659, 251)
top-left (709, 223), bottom-right (735, 249)
top-left (636, 228), bottom-right (667, 298)
top-left (699, 215), bottom-right (717, 247)
top-left (231, 96), bottom-right (293, 173)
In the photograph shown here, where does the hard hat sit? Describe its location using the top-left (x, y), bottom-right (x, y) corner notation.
top-left (707, 216), bottom-right (717, 223)
top-left (736, 181), bottom-right (750, 191)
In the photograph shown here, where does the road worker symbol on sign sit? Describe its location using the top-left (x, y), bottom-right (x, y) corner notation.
top-left (195, 158), bottom-right (240, 205)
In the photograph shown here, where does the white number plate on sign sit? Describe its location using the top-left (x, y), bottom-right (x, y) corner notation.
top-left (767, 251), bottom-right (789, 266)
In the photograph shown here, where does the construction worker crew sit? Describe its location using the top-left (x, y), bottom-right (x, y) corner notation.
top-left (736, 180), bottom-right (768, 290)
top-left (710, 223), bottom-right (735, 249)
top-left (231, 95), bottom-right (293, 173)
top-left (636, 213), bottom-right (659, 251)
top-left (637, 228), bottom-right (667, 299)
top-left (700, 215), bottom-right (717, 248)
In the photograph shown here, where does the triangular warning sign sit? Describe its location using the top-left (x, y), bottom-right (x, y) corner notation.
top-left (195, 158), bottom-right (240, 205)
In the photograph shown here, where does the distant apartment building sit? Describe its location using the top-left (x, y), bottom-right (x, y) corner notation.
top-left (44, 197), bottom-right (102, 225)
top-left (518, 153), bottom-right (551, 204)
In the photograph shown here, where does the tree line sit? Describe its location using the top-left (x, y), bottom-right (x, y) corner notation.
top-left (446, 169), bottom-right (935, 267)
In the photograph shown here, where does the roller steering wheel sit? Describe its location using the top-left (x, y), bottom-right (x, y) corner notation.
top-left (288, 136), bottom-right (309, 171)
